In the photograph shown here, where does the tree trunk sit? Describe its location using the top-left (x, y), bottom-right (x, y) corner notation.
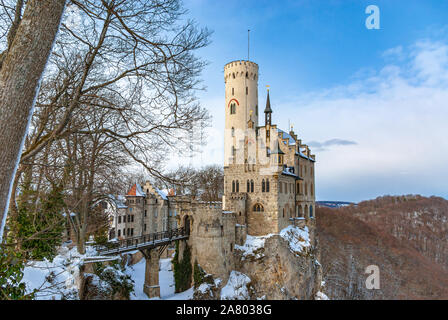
top-left (0, 0), bottom-right (66, 240)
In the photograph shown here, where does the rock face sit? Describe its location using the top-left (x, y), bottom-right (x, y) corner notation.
top-left (233, 230), bottom-right (322, 300)
top-left (317, 195), bottom-right (448, 300)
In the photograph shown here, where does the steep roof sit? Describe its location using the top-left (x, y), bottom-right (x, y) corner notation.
top-left (127, 183), bottom-right (146, 197)
top-left (270, 141), bottom-right (285, 155)
top-left (264, 90), bottom-right (272, 114)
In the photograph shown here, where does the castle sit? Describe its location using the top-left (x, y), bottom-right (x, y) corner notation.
top-left (105, 60), bottom-right (318, 298)
top-left (222, 60), bottom-right (316, 236)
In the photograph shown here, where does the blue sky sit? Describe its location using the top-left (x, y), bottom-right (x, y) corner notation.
top-left (170, 0), bottom-right (448, 202)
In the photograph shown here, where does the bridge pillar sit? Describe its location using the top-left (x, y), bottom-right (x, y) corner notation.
top-left (143, 249), bottom-right (160, 299)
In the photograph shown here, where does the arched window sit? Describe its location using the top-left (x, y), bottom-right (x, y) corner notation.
top-left (230, 103), bottom-right (236, 115)
top-left (236, 180), bottom-right (239, 193)
top-left (247, 180), bottom-right (250, 193)
top-left (253, 204), bottom-right (264, 212)
top-left (262, 179), bottom-right (266, 192)
top-left (251, 180), bottom-right (254, 193)
top-left (232, 73), bottom-right (235, 79)
top-left (232, 181), bottom-right (235, 193)
top-left (310, 205), bottom-right (314, 218)
top-left (266, 179), bottom-right (270, 192)
top-left (283, 208), bottom-right (285, 218)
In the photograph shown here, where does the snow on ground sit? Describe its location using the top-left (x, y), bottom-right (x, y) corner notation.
top-left (235, 225), bottom-right (311, 259)
top-left (22, 244), bottom-right (101, 300)
top-left (234, 233), bottom-right (275, 259)
top-left (125, 257), bottom-right (193, 300)
top-left (220, 271), bottom-right (251, 300)
top-left (315, 291), bottom-right (330, 300)
top-left (279, 225), bottom-right (311, 255)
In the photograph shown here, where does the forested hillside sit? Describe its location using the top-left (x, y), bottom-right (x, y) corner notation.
top-left (317, 195), bottom-right (448, 300)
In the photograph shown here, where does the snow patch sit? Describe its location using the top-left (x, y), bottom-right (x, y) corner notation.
top-left (279, 225), bottom-right (311, 255)
top-left (234, 234), bottom-right (275, 259)
top-left (22, 245), bottom-right (99, 300)
top-left (315, 291), bottom-right (330, 300)
top-left (125, 257), bottom-right (193, 300)
top-left (220, 271), bottom-right (251, 300)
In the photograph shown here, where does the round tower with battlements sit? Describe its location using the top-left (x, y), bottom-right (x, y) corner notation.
top-left (224, 60), bottom-right (259, 166)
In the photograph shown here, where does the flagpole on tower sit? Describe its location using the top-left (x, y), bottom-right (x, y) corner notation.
top-left (248, 29), bottom-right (250, 61)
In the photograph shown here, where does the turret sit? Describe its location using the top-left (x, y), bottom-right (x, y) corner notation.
top-left (224, 60), bottom-right (259, 166)
top-left (264, 89), bottom-right (272, 126)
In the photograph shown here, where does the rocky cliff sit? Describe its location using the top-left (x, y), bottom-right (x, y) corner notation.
top-left (193, 224), bottom-right (324, 300)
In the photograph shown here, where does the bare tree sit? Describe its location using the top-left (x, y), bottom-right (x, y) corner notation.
top-left (0, 0), bottom-right (66, 241)
top-left (4, 0), bottom-right (211, 252)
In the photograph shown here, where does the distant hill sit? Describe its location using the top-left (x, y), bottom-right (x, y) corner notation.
top-left (317, 195), bottom-right (448, 300)
top-left (316, 201), bottom-right (356, 208)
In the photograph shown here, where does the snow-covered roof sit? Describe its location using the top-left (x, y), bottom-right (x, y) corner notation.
top-left (282, 167), bottom-right (299, 178)
top-left (277, 129), bottom-right (296, 146)
top-left (155, 188), bottom-right (168, 200)
top-left (127, 183), bottom-right (146, 197)
top-left (108, 194), bottom-right (127, 209)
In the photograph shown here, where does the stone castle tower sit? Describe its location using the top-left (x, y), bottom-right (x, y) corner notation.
top-left (223, 60), bottom-right (317, 237)
top-left (224, 60), bottom-right (259, 166)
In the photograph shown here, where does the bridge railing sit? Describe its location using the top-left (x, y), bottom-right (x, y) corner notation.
top-left (96, 227), bottom-right (187, 254)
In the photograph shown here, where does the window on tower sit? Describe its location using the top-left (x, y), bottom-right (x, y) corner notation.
top-left (231, 127), bottom-right (235, 137)
top-left (230, 103), bottom-right (236, 115)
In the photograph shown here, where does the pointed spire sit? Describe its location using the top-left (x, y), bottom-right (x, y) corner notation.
top-left (265, 88), bottom-right (272, 127)
top-left (264, 89), bottom-right (272, 114)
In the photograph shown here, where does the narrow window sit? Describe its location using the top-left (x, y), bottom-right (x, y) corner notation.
top-left (251, 180), bottom-right (254, 193)
top-left (246, 87), bottom-right (248, 95)
top-left (266, 179), bottom-right (270, 192)
top-left (232, 88), bottom-right (234, 95)
top-left (232, 181), bottom-right (235, 193)
top-left (118, 216), bottom-right (121, 224)
top-left (118, 230), bottom-right (121, 237)
top-left (236, 180), bottom-right (239, 193)
top-left (247, 180), bottom-right (250, 192)
top-left (262, 179), bottom-right (266, 193)
top-left (231, 127), bottom-right (235, 137)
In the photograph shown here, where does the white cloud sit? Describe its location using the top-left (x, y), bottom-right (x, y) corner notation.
top-left (278, 39), bottom-right (448, 201)
top-left (166, 38), bottom-right (448, 202)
